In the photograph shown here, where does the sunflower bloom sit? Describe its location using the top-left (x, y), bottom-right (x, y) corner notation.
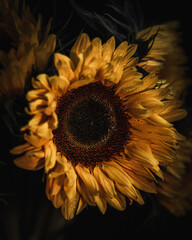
top-left (0, 0), bottom-right (56, 100)
top-left (136, 21), bottom-right (189, 98)
top-left (10, 25), bottom-right (190, 220)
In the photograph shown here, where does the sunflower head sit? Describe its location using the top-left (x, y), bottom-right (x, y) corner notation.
top-left (9, 25), bottom-right (192, 220)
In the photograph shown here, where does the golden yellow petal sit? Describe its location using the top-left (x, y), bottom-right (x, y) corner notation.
top-left (44, 140), bottom-right (57, 172)
top-left (62, 163), bottom-right (79, 220)
top-left (49, 75), bottom-right (70, 96)
top-left (116, 157), bottom-right (157, 182)
top-left (93, 166), bottom-right (117, 198)
top-left (102, 161), bottom-right (133, 188)
top-left (91, 37), bottom-right (102, 58)
top-left (50, 176), bottom-right (64, 196)
top-left (48, 162), bottom-right (65, 178)
top-left (102, 36), bottom-right (115, 62)
top-left (69, 77), bottom-right (95, 90)
top-left (28, 98), bottom-right (48, 112)
top-left (106, 191), bottom-right (126, 211)
top-left (125, 142), bottom-right (160, 172)
top-left (110, 57), bottom-right (125, 83)
top-left (140, 73), bottom-right (158, 91)
top-left (22, 114), bottom-right (42, 131)
top-left (115, 70), bottom-right (143, 94)
top-left (14, 151), bottom-right (44, 170)
top-left (112, 41), bottom-right (128, 59)
top-left (94, 195), bottom-right (107, 214)
top-left (52, 190), bottom-right (64, 209)
top-left (36, 122), bottom-right (53, 139)
top-left (26, 89), bottom-right (47, 101)
top-left (146, 114), bottom-right (173, 127)
top-left (70, 33), bottom-right (91, 66)
top-left (24, 132), bottom-right (47, 147)
top-left (126, 169), bottom-right (157, 193)
top-left (125, 57), bottom-right (139, 68)
top-left (129, 118), bottom-right (177, 139)
top-left (76, 197), bottom-right (87, 215)
top-left (45, 92), bottom-right (55, 105)
top-left (125, 102), bottom-right (153, 119)
top-left (10, 142), bottom-right (34, 155)
top-left (46, 177), bottom-right (53, 200)
top-left (33, 74), bottom-right (51, 90)
top-left (75, 164), bottom-right (99, 195)
top-left (115, 182), bottom-right (143, 204)
top-left (54, 53), bottom-right (75, 81)
top-left (76, 176), bottom-right (96, 206)
top-left (83, 44), bottom-right (100, 68)
top-left (125, 44), bottom-right (138, 59)
top-left (160, 109), bottom-right (187, 122)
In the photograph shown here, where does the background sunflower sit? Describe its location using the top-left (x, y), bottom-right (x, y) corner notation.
top-left (0, 0), bottom-right (192, 239)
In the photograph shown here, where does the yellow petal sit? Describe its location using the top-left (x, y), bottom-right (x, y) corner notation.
top-left (62, 163), bottom-right (79, 220)
top-left (160, 109), bottom-right (187, 122)
top-left (44, 140), bottom-right (57, 172)
top-left (75, 164), bottom-right (99, 195)
top-left (10, 143), bottom-right (34, 155)
top-left (24, 132), bottom-right (47, 147)
top-left (32, 74), bottom-right (51, 90)
top-left (69, 77), bottom-right (95, 90)
top-left (50, 176), bottom-right (64, 196)
top-left (70, 33), bottom-right (91, 65)
top-left (106, 191), bottom-right (126, 211)
top-left (76, 197), bottom-right (87, 215)
top-left (101, 161), bottom-right (132, 188)
top-left (125, 142), bottom-right (160, 172)
top-left (93, 166), bottom-right (117, 198)
top-left (102, 36), bottom-right (116, 62)
top-left (91, 37), bottom-right (102, 58)
top-left (94, 195), bottom-right (107, 214)
top-left (49, 75), bottom-right (70, 96)
top-left (112, 41), bottom-right (128, 59)
top-left (52, 190), bottom-right (64, 209)
top-left (54, 53), bottom-right (75, 81)
top-left (126, 169), bottom-right (157, 193)
top-left (14, 151), bottom-right (44, 170)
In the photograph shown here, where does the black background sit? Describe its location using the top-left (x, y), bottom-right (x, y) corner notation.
top-left (0, 0), bottom-right (192, 239)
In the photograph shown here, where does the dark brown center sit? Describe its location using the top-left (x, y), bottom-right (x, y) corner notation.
top-left (53, 82), bottom-right (130, 166)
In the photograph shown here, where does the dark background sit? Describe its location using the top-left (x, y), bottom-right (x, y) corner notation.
top-left (0, 0), bottom-right (192, 239)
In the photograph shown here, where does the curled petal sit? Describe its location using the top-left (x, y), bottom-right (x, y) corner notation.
top-left (14, 150), bottom-right (44, 170)
top-left (44, 140), bottom-right (57, 172)
top-left (32, 74), bottom-right (51, 90)
top-left (54, 53), bottom-right (75, 81)
top-left (10, 143), bottom-right (35, 155)
top-left (49, 76), bottom-right (70, 96)
top-left (24, 132), bottom-right (47, 147)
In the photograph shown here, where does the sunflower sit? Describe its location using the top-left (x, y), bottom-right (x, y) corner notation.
top-left (10, 21), bottom-right (190, 219)
top-left (0, 0), bottom-right (56, 100)
top-left (136, 21), bottom-right (190, 99)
